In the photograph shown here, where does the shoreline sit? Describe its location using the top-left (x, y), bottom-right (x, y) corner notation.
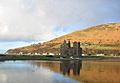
top-left (0, 55), bottom-right (120, 62)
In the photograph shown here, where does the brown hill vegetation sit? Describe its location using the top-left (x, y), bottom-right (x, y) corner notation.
top-left (6, 23), bottom-right (120, 55)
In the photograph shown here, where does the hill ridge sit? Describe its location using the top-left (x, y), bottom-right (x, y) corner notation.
top-left (6, 22), bottom-right (120, 55)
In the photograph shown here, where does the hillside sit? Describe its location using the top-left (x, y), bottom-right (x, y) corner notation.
top-left (6, 23), bottom-right (120, 55)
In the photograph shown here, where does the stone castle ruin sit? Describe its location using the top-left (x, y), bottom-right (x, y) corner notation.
top-left (60, 40), bottom-right (82, 58)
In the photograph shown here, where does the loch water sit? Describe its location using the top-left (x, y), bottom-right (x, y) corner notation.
top-left (0, 60), bottom-right (120, 83)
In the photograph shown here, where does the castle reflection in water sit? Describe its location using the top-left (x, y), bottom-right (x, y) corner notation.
top-left (60, 60), bottom-right (82, 76)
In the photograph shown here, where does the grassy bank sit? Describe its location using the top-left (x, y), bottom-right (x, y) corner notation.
top-left (0, 54), bottom-right (120, 61)
top-left (0, 55), bottom-right (60, 61)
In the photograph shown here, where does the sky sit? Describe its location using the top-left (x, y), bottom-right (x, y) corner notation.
top-left (0, 0), bottom-right (120, 53)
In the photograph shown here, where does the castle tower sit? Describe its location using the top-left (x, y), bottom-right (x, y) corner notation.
top-left (68, 40), bottom-right (71, 48)
top-left (73, 42), bottom-right (82, 58)
top-left (64, 40), bottom-right (67, 44)
top-left (73, 42), bottom-right (77, 57)
top-left (79, 42), bottom-right (82, 57)
top-left (60, 40), bottom-right (69, 57)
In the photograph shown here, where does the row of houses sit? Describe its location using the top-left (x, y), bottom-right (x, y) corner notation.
top-left (5, 51), bottom-right (59, 56)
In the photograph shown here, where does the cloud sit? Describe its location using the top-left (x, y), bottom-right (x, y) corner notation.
top-left (0, 41), bottom-right (40, 53)
top-left (0, 0), bottom-right (120, 42)
top-left (0, 0), bottom-right (56, 41)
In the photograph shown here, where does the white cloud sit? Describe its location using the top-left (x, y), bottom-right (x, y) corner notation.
top-left (0, 25), bottom-right (8, 35)
top-left (0, 0), bottom-right (56, 41)
top-left (0, 0), bottom-right (119, 42)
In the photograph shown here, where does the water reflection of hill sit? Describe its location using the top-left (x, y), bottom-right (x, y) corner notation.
top-left (30, 60), bottom-right (120, 83)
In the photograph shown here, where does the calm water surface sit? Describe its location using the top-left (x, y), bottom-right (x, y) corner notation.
top-left (0, 60), bottom-right (120, 83)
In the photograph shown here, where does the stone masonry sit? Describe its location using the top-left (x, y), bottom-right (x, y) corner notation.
top-left (60, 40), bottom-right (82, 58)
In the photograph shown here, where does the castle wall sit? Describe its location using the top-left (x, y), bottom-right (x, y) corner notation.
top-left (60, 40), bottom-right (82, 58)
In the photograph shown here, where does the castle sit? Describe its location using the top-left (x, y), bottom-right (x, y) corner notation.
top-left (60, 40), bottom-right (82, 58)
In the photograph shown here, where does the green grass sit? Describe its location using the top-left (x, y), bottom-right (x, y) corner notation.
top-left (0, 55), bottom-right (60, 61)
top-left (0, 55), bottom-right (120, 61)
top-left (82, 44), bottom-right (120, 50)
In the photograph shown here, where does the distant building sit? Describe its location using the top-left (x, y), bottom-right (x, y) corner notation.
top-left (49, 53), bottom-right (55, 55)
top-left (60, 40), bottom-right (82, 58)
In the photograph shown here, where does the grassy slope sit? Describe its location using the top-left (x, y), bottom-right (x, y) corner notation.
top-left (7, 23), bottom-right (120, 54)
